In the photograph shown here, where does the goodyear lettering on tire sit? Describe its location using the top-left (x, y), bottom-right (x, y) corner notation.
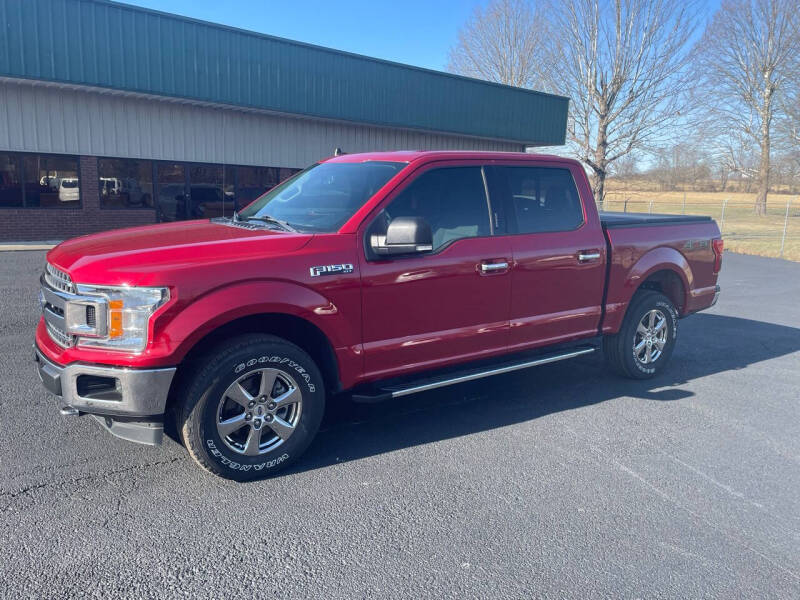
top-left (206, 439), bottom-right (289, 471)
top-left (233, 355), bottom-right (315, 392)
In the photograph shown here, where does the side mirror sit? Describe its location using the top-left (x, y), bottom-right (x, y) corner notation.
top-left (371, 216), bottom-right (433, 256)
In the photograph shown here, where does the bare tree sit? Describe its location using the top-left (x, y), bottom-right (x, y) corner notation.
top-left (776, 63), bottom-right (800, 191)
top-left (448, 0), bottom-right (700, 206)
top-left (695, 0), bottom-right (800, 215)
top-left (610, 152), bottom-right (639, 179)
top-left (542, 0), bottom-right (700, 206)
top-left (780, 93), bottom-right (800, 150)
top-left (716, 130), bottom-right (760, 185)
top-left (447, 0), bottom-right (547, 88)
top-left (649, 143), bottom-right (713, 191)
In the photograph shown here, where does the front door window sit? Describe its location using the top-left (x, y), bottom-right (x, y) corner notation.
top-left (375, 166), bottom-right (492, 251)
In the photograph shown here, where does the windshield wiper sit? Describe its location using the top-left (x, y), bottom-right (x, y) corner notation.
top-left (242, 214), bottom-right (298, 232)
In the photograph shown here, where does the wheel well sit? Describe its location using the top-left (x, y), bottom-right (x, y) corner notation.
top-left (638, 269), bottom-right (686, 313)
top-left (177, 313), bottom-right (342, 395)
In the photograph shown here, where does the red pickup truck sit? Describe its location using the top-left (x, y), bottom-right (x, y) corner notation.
top-left (34, 151), bottom-right (722, 480)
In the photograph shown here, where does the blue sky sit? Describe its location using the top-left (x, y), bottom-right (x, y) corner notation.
top-left (122, 0), bottom-right (476, 71)
top-left (122, 0), bottom-right (721, 73)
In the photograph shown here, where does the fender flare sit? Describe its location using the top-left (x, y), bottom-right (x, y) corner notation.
top-left (157, 280), bottom-right (352, 364)
top-left (621, 247), bottom-right (693, 313)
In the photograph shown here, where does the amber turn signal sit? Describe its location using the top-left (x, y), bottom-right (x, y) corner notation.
top-left (108, 299), bottom-right (124, 338)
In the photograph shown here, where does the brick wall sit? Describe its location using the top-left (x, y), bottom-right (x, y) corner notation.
top-left (0, 156), bottom-right (158, 242)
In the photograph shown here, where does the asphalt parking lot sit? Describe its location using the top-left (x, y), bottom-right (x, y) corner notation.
top-left (1, 251), bottom-right (798, 598)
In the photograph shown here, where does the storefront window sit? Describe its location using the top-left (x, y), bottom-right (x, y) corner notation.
top-left (0, 153), bottom-right (23, 207)
top-left (23, 155), bottom-right (80, 208)
top-left (189, 164), bottom-right (232, 219)
top-left (236, 166), bottom-right (281, 207)
top-left (224, 165), bottom-right (236, 208)
top-left (98, 158), bottom-right (154, 209)
top-left (280, 167), bottom-right (300, 182)
top-left (156, 163), bottom-right (187, 222)
top-left (2, 154), bottom-right (300, 214)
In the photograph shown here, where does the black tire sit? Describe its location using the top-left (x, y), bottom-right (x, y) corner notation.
top-left (177, 334), bottom-right (325, 481)
top-left (604, 290), bottom-right (678, 379)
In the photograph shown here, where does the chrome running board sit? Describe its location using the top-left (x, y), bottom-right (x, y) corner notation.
top-left (351, 346), bottom-right (596, 403)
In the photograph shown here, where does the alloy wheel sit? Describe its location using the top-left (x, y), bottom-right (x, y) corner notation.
top-left (215, 368), bottom-right (303, 455)
top-left (633, 309), bottom-right (668, 364)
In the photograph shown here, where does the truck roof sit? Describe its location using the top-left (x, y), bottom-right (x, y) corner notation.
top-left (321, 150), bottom-right (573, 165)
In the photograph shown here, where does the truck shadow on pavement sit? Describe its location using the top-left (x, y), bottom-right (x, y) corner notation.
top-left (286, 313), bottom-right (800, 476)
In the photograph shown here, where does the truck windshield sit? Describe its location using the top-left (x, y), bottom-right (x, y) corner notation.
top-left (237, 161), bottom-right (405, 232)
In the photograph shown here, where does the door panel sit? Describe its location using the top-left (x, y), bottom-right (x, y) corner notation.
top-left (508, 231), bottom-right (606, 350)
top-left (359, 164), bottom-right (512, 380)
top-left (360, 236), bottom-right (512, 379)
top-left (487, 165), bottom-right (606, 351)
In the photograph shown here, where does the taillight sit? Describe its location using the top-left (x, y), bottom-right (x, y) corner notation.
top-left (712, 238), bottom-right (724, 273)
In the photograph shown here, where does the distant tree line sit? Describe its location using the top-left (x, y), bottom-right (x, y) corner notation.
top-left (448, 0), bottom-right (800, 213)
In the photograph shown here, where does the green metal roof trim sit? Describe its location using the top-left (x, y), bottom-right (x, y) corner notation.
top-left (0, 0), bottom-right (568, 145)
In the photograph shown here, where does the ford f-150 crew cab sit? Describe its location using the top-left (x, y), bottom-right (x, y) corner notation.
top-left (34, 151), bottom-right (723, 480)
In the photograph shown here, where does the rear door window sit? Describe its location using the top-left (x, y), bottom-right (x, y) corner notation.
top-left (489, 166), bottom-right (584, 234)
top-left (380, 167), bottom-right (491, 251)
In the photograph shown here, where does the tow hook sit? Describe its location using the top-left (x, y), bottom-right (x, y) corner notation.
top-left (59, 406), bottom-right (80, 417)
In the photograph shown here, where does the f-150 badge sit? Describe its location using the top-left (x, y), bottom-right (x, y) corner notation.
top-left (309, 264), bottom-right (354, 277)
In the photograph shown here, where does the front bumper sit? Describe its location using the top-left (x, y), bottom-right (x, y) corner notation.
top-left (34, 346), bottom-right (176, 418)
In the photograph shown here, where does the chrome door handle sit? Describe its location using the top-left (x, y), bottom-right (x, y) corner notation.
top-left (578, 252), bottom-right (601, 262)
top-left (480, 262), bottom-right (509, 272)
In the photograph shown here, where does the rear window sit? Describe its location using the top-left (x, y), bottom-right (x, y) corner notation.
top-left (491, 167), bottom-right (583, 234)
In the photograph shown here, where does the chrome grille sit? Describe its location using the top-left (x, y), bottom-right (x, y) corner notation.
top-left (42, 262), bottom-right (76, 348)
top-left (45, 320), bottom-right (73, 348)
top-left (45, 263), bottom-right (75, 294)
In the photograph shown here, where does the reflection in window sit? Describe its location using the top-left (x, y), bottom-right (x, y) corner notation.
top-left (224, 165), bottom-right (236, 208)
top-left (495, 167), bottom-right (583, 234)
top-left (240, 162), bottom-right (403, 233)
top-left (385, 167), bottom-right (490, 250)
top-left (98, 158), bottom-right (154, 209)
top-left (0, 153), bottom-right (23, 207)
top-left (236, 166), bottom-right (281, 207)
top-left (189, 164), bottom-right (231, 219)
top-left (24, 155), bottom-right (80, 207)
top-left (156, 163), bottom-right (186, 222)
top-left (279, 168), bottom-right (300, 182)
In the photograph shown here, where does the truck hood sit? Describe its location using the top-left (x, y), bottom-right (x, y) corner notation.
top-left (47, 219), bottom-right (314, 287)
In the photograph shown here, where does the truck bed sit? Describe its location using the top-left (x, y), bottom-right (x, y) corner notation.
top-left (600, 211), bottom-right (712, 229)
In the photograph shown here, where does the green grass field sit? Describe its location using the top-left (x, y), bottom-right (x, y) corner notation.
top-left (603, 189), bottom-right (800, 262)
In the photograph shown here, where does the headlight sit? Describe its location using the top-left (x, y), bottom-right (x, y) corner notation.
top-left (65, 285), bottom-right (169, 352)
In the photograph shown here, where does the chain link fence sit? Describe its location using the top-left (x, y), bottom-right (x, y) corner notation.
top-left (602, 191), bottom-right (800, 261)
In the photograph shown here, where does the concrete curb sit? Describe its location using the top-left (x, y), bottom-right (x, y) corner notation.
top-left (0, 241), bottom-right (61, 251)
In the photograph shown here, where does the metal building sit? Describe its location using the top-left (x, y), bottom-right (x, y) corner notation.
top-left (0, 0), bottom-right (568, 241)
